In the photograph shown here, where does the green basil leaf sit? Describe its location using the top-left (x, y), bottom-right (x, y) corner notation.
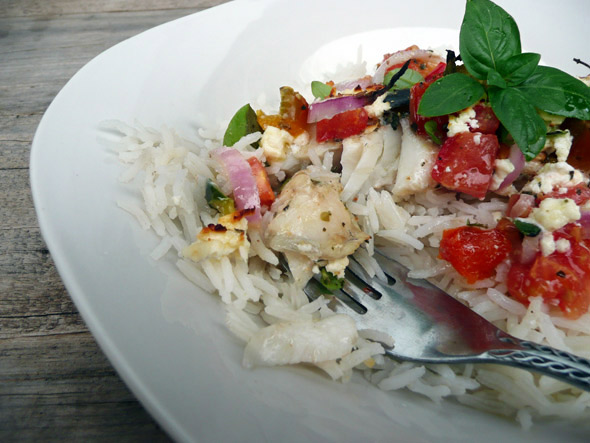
top-left (223, 104), bottom-right (262, 148)
top-left (311, 81), bottom-right (332, 99)
top-left (417, 73), bottom-right (485, 117)
top-left (384, 68), bottom-right (424, 90)
top-left (513, 219), bottom-right (541, 237)
top-left (488, 86), bottom-right (546, 160)
top-left (498, 52), bottom-right (541, 86)
top-left (487, 70), bottom-right (507, 88)
top-left (516, 66), bottom-right (590, 120)
top-left (424, 120), bottom-right (443, 144)
top-left (459, 0), bottom-right (521, 79)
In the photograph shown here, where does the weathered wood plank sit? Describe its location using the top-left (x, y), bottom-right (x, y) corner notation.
top-left (0, 334), bottom-right (170, 441)
top-left (0, 2), bottom-right (227, 439)
top-left (1, 0), bottom-right (229, 18)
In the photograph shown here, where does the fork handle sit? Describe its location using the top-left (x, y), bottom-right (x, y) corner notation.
top-left (485, 335), bottom-right (590, 392)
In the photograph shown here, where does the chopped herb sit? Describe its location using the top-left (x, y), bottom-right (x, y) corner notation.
top-left (384, 68), bottom-right (424, 90)
top-left (514, 219), bottom-right (542, 237)
top-left (311, 80), bottom-right (332, 99)
top-left (320, 211), bottom-right (332, 222)
top-left (319, 267), bottom-right (345, 291)
top-left (466, 219), bottom-right (487, 228)
top-left (205, 179), bottom-right (235, 215)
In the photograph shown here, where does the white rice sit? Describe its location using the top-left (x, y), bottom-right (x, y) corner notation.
top-left (108, 112), bottom-right (590, 429)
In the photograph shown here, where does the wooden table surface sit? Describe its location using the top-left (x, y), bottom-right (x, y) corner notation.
top-left (0, 1), bottom-right (229, 440)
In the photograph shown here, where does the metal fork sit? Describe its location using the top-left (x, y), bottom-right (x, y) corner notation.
top-left (301, 251), bottom-right (590, 392)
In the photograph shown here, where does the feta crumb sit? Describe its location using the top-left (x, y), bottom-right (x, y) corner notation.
top-left (531, 197), bottom-right (581, 231)
top-left (325, 257), bottom-right (349, 279)
top-left (489, 158), bottom-right (515, 191)
top-left (365, 93), bottom-right (391, 119)
top-left (555, 238), bottom-right (571, 253)
top-left (522, 162), bottom-right (585, 195)
top-left (260, 126), bottom-right (294, 162)
top-left (540, 231), bottom-right (556, 256)
top-left (447, 107), bottom-right (478, 137)
top-left (545, 130), bottom-right (573, 162)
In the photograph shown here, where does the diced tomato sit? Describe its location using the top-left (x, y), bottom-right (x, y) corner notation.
top-left (537, 183), bottom-right (590, 206)
top-left (439, 225), bottom-right (512, 284)
top-left (246, 157), bottom-right (275, 207)
top-left (507, 223), bottom-right (590, 319)
top-left (496, 217), bottom-right (523, 251)
top-left (257, 86), bottom-right (309, 137)
top-left (316, 108), bottom-right (369, 142)
top-left (471, 103), bottom-right (500, 135)
top-left (424, 62), bottom-right (447, 82)
top-left (409, 74), bottom-right (448, 142)
top-left (431, 132), bottom-right (500, 199)
top-left (563, 118), bottom-right (590, 172)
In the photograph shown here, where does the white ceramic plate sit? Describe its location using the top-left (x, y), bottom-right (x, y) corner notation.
top-left (31, 0), bottom-right (590, 441)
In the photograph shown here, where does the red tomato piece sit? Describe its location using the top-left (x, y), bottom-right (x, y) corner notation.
top-left (316, 108), bottom-right (369, 142)
top-left (246, 157), bottom-right (275, 208)
top-left (537, 183), bottom-right (590, 206)
top-left (431, 132), bottom-right (500, 199)
top-left (471, 103), bottom-right (500, 134)
top-left (507, 224), bottom-right (590, 319)
top-left (439, 226), bottom-right (512, 284)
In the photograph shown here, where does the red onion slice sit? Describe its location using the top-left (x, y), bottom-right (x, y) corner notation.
top-left (212, 147), bottom-right (260, 222)
top-left (580, 211), bottom-right (590, 239)
top-left (307, 95), bottom-right (369, 123)
top-left (507, 193), bottom-right (535, 218)
top-left (373, 48), bottom-right (441, 84)
top-left (334, 76), bottom-right (374, 92)
top-left (520, 235), bottom-right (540, 264)
top-left (498, 144), bottom-right (525, 190)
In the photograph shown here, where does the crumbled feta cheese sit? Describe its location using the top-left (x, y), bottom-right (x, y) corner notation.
top-left (447, 107), bottom-right (478, 137)
top-left (473, 133), bottom-right (481, 144)
top-left (522, 162), bottom-right (585, 195)
top-left (531, 197), bottom-right (581, 231)
top-left (489, 158), bottom-right (515, 191)
top-left (183, 212), bottom-right (249, 262)
top-left (365, 93), bottom-right (391, 119)
top-left (555, 238), bottom-right (571, 253)
top-left (545, 130), bottom-right (573, 162)
top-left (260, 126), bottom-right (294, 162)
top-left (540, 231), bottom-right (556, 256)
top-left (325, 257), bottom-right (349, 279)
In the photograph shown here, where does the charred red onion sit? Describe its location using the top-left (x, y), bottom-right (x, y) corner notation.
top-left (373, 48), bottom-right (442, 84)
top-left (307, 95), bottom-right (369, 123)
top-left (334, 76), bottom-right (374, 92)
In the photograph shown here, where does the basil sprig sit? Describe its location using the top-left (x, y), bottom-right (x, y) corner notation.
top-left (418, 0), bottom-right (590, 160)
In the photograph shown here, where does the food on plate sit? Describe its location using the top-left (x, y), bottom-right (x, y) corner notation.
top-left (111, 0), bottom-right (590, 428)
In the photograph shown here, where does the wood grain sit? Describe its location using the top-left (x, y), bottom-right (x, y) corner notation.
top-left (0, 1), bottom-right (230, 440)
